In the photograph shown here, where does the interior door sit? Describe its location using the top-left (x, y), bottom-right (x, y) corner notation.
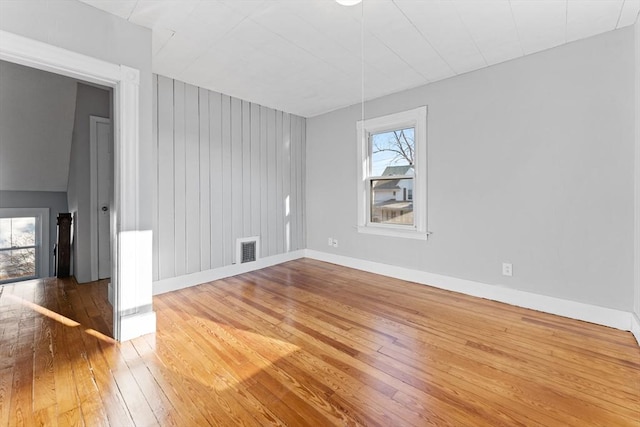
top-left (95, 119), bottom-right (112, 280)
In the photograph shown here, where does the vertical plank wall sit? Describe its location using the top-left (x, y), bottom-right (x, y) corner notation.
top-left (153, 75), bottom-right (306, 282)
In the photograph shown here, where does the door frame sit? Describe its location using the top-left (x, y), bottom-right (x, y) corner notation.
top-left (0, 30), bottom-right (151, 341)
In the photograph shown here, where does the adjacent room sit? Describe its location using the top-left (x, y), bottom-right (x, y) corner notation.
top-left (0, 0), bottom-right (639, 425)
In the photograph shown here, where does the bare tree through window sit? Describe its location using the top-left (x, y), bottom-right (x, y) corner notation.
top-left (0, 217), bottom-right (36, 282)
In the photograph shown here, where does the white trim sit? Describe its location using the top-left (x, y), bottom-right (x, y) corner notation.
top-left (631, 313), bottom-right (640, 345)
top-left (0, 208), bottom-right (49, 280)
top-left (153, 250), bottom-right (305, 295)
top-left (356, 106), bottom-right (428, 239)
top-left (119, 311), bottom-right (156, 342)
top-left (0, 31), bottom-right (121, 87)
top-left (89, 116), bottom-right (111, 282)
top-left (0, 30), bottom-right (151, 342)
top-left (305, 249), bottom-right (634, 333)
top-left (634, 20), bottom-right (640, 336)
top-left (357, 225), bottom-right (429, 240)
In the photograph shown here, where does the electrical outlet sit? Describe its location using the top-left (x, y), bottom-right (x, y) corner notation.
top-left (328, 237), bottom-right (333, 246)
top-left (332, 239), bottom-right (338, 248)
top-left (502, 263), bottom-right (513, 277)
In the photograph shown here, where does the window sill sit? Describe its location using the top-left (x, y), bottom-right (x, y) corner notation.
top-left (357, 225), bottom-right (430, 240)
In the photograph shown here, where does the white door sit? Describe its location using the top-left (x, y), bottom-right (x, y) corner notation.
top-left (91, 117), bottom-right (112, 280)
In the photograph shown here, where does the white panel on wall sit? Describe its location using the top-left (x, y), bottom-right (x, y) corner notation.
top-left (221, 95), bottom-right (233, 266)
top-left (242, 100), bottom-right (252, 238)
top-left (174, 81), bottom-right (187, 277)
top-left (209, 91), bottom-right (224, 269)
top-left (267, 108), bottom-right (277, 257)
top-left (250, 103), bottom-right (261, 238)
top-left (300, 117), bottom-right (307, 249)
top-left (231, 97), bottom-right (243, 263)
top-left (199, 87), bottom-right (211, 272)
top-left (290, 114), bottom-right (299, 251)
top-left (283, 112), bottom-right (291, 252)
top-left (275, 110), bottom-right (284, 255)
top-left (185, 83), bottom-right (200, 274)
top-left (152, 74), bottom-right (159, 281)
top-left (153, 75), bottom-right (306, 282)
top-left (260, 105), bottom-right (269, 257)
top-left (157, 75), bottom-right (175, 280)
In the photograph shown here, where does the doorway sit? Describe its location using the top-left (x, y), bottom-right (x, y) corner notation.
top-left (0, 29), bottom-right (155, 342)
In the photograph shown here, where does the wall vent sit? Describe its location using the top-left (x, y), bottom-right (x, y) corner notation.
top-left (236, 236), bottom-right (260, 264)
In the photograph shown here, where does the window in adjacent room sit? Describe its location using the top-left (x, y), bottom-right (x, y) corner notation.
top-left (0, 217), bottom-right (37, 282)
top-left (0, 208), bottom-right (48, 284)
top-left (356, 106), bottom-right (428, 239)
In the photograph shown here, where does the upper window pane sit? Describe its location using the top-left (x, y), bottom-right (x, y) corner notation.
top-left (371, 127), bottom-right (414, 176)
top-left (0, 217), bottom-right (36, 248)
top-left (0, 219), bottom-right (9, 248)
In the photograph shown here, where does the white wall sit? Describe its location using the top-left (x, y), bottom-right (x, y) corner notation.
top-left (307, 28), bottom-right (635, 312)
top-left (67, 83), bottom-right (110, 283)
top-left (0, 60), bottom-right (77, 191)
top-left (152, 75), bottom-right (306, 284)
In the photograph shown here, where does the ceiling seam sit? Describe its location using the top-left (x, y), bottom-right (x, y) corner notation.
top-left (126, 0), bottom-right (138, 21)
top-left (366, 30), bottom-right (431, 83)
top-left (173, 14), bottom-right (253, 82)
top-left (508, 0), bottom-right (526, 57)
top-left (284, 7), bottom-right (390, 79)
top-left (564, 0), bottom-right (568, 43)
top-left (615, 0), bottom-right (625, 28)
top-left (450, 1), bottom-right (488, 67)
top-left (391, 0), bottom-right (456, 76)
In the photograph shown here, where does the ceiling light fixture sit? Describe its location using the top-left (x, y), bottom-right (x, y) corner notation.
top-left (336, 0), bottom-right (362, 6)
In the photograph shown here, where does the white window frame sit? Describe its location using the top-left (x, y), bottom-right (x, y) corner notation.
top-left (356, 106), bottom-right (428, 240)
top-left (0, 208), bottom-right (49, 282)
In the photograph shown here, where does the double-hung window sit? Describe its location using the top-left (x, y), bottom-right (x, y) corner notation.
top-left (356, 106), bottom-right (428, 239)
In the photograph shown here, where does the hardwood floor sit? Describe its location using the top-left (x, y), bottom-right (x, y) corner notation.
top-left (1, 258), bottom-right (638, 426)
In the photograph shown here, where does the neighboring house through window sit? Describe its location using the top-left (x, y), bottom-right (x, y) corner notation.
top-left (356, 106), bottom-right (428, 239)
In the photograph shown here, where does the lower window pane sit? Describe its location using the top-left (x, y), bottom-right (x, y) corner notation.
top-left (371, 178), bottom-right (414, 225)
top-left (0, 248), bottom-right (36, 281)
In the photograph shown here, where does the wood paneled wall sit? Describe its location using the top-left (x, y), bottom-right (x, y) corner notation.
top-left (152, 75), bottom-right (306, 282)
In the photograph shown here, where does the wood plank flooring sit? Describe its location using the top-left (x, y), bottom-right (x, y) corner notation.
top-left (0, 258), bottom-right (638, 426)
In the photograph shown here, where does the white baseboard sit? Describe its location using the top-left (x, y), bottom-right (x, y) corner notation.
top-left (107, 282), bottom-right (113, 305)
top-left (119, 310), bottom-right (156, 342)
top-left (304, 249), bottom-right (634, 333)
top-left (631, 313), bottom-right (640, 345)
top-left (153, 250), bottom-right (306, 295)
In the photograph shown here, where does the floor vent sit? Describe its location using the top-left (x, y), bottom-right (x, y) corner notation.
top-left (236, 236), bottom-right (260, 264)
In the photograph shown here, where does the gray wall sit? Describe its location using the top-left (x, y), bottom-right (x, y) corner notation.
top-left (0, 190), bottom-right (68, 276)
top-left (0, 60), bottom-right (77, 192)
top-left (152, 75), bottom-right (306, 282)
top-left (306, 27), bottom-right (635, 312)
top-left (67, 83), bottom-right (111, 283)
top-left (0, 0), bottom-right (153, 234)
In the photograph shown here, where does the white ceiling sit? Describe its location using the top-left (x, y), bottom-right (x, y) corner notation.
top-left (79, 0), bottom-right (640, 117)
